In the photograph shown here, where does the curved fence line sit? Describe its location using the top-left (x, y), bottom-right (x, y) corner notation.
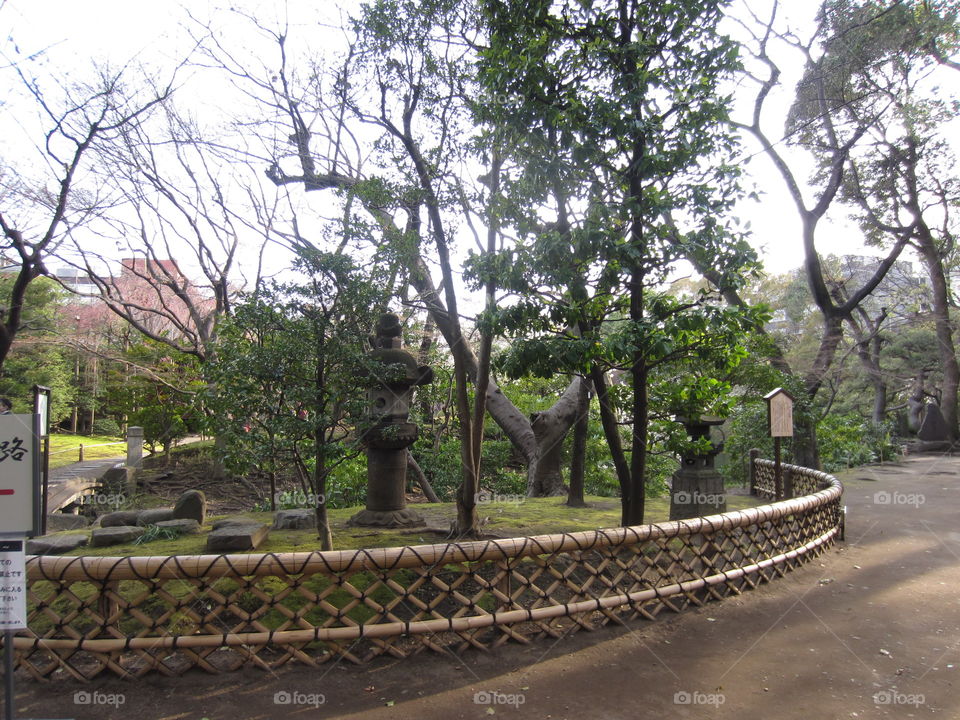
top-left (8, 460), bottom-right (842, 681)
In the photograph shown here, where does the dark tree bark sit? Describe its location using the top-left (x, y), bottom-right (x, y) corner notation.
top-left (567, 377), bottom-right (590, 507)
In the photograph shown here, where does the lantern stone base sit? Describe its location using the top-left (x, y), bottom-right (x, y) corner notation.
top-left (347, 507), bottom-right (426, 528)
top-left (669, 468), bottom-right (726, 520)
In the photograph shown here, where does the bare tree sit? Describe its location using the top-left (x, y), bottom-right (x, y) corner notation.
top-left (56, 101), bottom-right (286, 363)
top-left (0, 61), bottom-right (172, 371)
top-left (729, 0), bottom-right (912, 465)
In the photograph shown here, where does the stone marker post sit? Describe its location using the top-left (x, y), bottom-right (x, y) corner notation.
top-left (348, 313), bottom-right (433, 528)
top-left (126, 426), bottom-right (144, 468)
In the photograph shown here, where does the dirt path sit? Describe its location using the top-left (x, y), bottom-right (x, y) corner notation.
top-left (11, 455), bottom-right (960, 719)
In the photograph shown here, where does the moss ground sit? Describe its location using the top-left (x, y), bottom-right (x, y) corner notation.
top-left (50, 493), bottom-right (764, 557)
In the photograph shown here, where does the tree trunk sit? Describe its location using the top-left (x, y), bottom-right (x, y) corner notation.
top-left (526, 377), bottom-right (584, 496)
top-left (407, 450), bottom-right (440, 503)
top-left (567, 376), bottom-right (589, 507)
top-left (590, 365), bottom-right (631, 508)
top-left (916, 226), bottom-right (960, 440)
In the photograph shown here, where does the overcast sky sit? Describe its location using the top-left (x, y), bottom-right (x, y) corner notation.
top-left (2, 0), bottom-right (935, 289)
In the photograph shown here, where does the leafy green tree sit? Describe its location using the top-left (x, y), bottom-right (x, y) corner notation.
top-left (476, 0), bottom-right (763, 524)
top-left (205, 250), bottom-right (385, 550)
top-left (102, 340), bottom-right (203, 458)
top-left (0, 276), bottom-right (74, 421)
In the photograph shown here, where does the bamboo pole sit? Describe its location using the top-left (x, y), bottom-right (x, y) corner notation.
top-left (28, 473), bottom-right (841, 582)
top-left (12, 525), bottom-right (838, 653)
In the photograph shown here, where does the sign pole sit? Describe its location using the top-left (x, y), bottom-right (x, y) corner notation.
top-left (774, 436), bottom-right (782, 500)
top-left (4, 627), bottom-right (13, 720)
top-left (764, 388), bottom-right (795, 501)
top-left (33, 386), bottom-right (50, 536)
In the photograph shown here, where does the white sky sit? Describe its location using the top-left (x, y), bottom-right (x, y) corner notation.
top-left (1, 0), bottom-right (942, 295)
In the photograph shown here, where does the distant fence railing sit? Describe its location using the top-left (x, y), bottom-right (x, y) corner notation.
top-left (7, 460), bottom-right (842, 681)
top-left (49, 441), bottom-right (125, 463)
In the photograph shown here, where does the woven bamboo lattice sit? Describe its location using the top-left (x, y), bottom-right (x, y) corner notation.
top-left (6, 461), bottom-right (842, 681)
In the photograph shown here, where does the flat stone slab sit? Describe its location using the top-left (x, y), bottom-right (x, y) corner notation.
top-left (100, 510), bottom-right (141, 528)
top-left (45, 514), bottom-right (91, 532)
top-left (27, 533), bottom-right (89, 555)
top-left (273, 508), bottom-right (317, 530)
top-left (153, 518), bottom-right (201, 534)
top-left (91, 525), bottom-right (146, 547)
top-left (206, 523), bottom-right (269, 552)
top-left (212, 517), bottom-right (261, 530)
top-left (136, 508), bottom-right (175, 526)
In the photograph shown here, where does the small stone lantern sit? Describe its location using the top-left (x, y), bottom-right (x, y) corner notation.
top-left (348, 313), bottom-right (433, 527)
top-left (669, 415), bottom-right (727, 520)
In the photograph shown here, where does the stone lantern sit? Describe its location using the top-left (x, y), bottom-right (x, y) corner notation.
top-left (669, 415), bottom-right (726, 520)
top-left (348, 313), bottom-right (433, 528)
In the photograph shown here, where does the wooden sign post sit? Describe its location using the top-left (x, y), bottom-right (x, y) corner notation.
top-left (764, 388), bottom-right (795, 499)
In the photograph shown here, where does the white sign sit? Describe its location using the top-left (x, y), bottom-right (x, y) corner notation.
top-left (35, 393), bottom-right (48, 436)
top-left (0, 540), bottom-right (27, 630)
top-left (0, 415), bottom-right (38, 535)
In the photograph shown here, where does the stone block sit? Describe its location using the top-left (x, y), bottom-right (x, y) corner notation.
top-left (136, 508), bottom-right (175, 526)
top-left (27, 533), bottom-right (89, 555)
top-left (153, 518), bottom-right (201, 534)
top-left (273, 508), bottom-right (317, 530)
top-left (173, 490), bottom-right (206, 524)
top-left (91, 525), bottom-right (146, 547)
top-left (206, 523), bottom-right (269, 552)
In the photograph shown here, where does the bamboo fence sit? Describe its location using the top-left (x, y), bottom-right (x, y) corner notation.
top-left (6, 459), bottom-right (842, 681)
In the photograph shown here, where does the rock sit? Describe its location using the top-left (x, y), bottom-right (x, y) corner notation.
top-left (100, 510), bottom-right (140, 528)
top-left (173, 490), bottom-right (206, 524)
top-left (212, 517), bottom-right (260, 530)
top-left (918, 402), bottom-right (950, 442)
top-left (273, 508), bottom-right (317, 530)
top-left (45, 514), bottom-right (91, 532)
top-left (27, 533), bottom-right (89, 555)
top-left (206, 523), bottom-right (269, 552)
top-left (91, 525), bottom-right (146, 547)
top-left (153, 518), bottom-right (201, 535)
top-left (136, 508), bottom-right (175, 526)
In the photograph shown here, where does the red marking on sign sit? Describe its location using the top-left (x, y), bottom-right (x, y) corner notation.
top-left (0, 489), bottom-right (14, 495)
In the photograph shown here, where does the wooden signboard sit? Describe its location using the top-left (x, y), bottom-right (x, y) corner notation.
top-left (764, 387), bottom-right (795, 438)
